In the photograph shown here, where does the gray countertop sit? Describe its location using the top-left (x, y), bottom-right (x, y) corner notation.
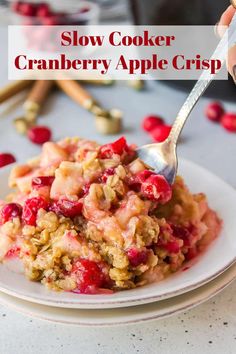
top-left (0, 75), bottom-right (236, 353)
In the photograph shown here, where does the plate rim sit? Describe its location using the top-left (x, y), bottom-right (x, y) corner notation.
top-left (0, 261), bottom-right (235, 326)
top-left (0, 158), bottom-right (236, 309)
top-left (0, 257), bottom-right (235, 309)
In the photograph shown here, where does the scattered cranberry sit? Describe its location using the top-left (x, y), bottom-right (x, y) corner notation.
top-left (127, 248), bottom-right (148, 267)
top-left (141, 174), bottom-right (172, 203)
top-left (204, 102), bottom-right (236, 134)
top-left (99, 137), bottom-right (128, 159)
top-left (50, 199), bottom-right (83, 218)
top-left (221, 113), bottom-right (236, 132)
top-left (0, 153), bottom-right (16, 168)
top-left (36, 3), bottom-right (51, 18)
top-left (142, 115), bottom-right (164, 132)
top-left (27, 126), bottom-right (52, 145)
top-left (205, 102), bottom-right (224, 122)
top-left (32, 176), bottom-right (55, 189)
top-left (150, 125), bottom-right (172, 143)
top-left (22, 196), bottom-right (49, 225)
top-left (71, 259), bottom-right (106, 294)
top-left (99, 168), bottom-right (115, 183)
top-left (0, 203), bottom-right (22, 224)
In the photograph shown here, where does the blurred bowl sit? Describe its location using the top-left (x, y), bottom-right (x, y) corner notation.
top-left (10, 0), bottom-right (100, 25)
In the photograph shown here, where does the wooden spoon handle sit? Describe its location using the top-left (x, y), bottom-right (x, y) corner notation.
top-left (0, 80), bottom-right (33, 104)
top-left (24, 80), bottom-right (54, 115)
top-left (26, 80), bottom-right (54, 106)
top-left (56, 79), bottom-right (95, 109)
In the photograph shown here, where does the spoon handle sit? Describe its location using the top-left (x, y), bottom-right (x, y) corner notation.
top-left (167, 13), bottom-right (236, 146)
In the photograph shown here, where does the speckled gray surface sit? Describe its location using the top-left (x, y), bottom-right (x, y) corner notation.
top-left (0, 72), bottom-right (236, 353)
top-left (0, 282), bottom-right (235, 354)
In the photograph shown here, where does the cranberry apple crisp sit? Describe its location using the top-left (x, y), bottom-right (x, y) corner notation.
top-left (0, 137), bottom-right (221, 294)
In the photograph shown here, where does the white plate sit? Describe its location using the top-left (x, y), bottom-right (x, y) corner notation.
top-left (0, 261), bottom-right (236, 326)
top-left (0, 159), bottom-right (236, 309)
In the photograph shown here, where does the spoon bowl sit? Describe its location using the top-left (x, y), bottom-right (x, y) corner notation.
top-left (136, 140), bottom-right (177, 185)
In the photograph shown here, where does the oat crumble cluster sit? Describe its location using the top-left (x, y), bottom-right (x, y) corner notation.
top-left (0, 137), bottom-right (221, 294)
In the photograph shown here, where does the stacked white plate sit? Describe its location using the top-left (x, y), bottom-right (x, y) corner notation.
top-left (0, 159), bottom-right (236, 326)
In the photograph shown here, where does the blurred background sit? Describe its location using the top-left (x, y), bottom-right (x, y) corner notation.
top-left (0, 0), bottom-right (231, 24)
top-left (0, 0), bottom-right (234, 101)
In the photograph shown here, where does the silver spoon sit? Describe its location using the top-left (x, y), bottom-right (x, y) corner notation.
top-left (137, 13), bottom-right (236, 185)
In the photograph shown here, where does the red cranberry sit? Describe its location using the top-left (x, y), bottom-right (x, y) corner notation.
top-left (127, 248), bottom-right (148, 267)
top-left (22, 197), bottom-right (49, 226)
top-left (185, 246), bottom-right (198, 261)
top-left (0, 153), bottom-right (16, 168)
top-left (6, 246), bottom-right (21, 259)
top-left (18, 2), bottom-right (37, 17)
top-left (221, 113), bottom-right (236, 132)
top-left (128, 170), bottom-right (154, 191)
top-left (99, 168), bottom-right (115, 183)
top-left (99, 137), bottom-right (128, 159)
top-left (36, 3), bottom-right (51, 18)
top-left (141, 174), bottom-right (172, 203)
top-left (32, 176), bottom-right (55, 188)
top-left (79, 183), bottom-right (91, 197)
top-left (205, 102), bottom-right (224, 122)
top-left (172, 225), bottom-right (191, 246)
top-left (134, 170), bottom-right (154, 183)
top-left (150, 125), bottom-right (172, 142)
top-left (50, 199), bottom-right (83, 218)
top-left (0, 203), bottom-right (22, 224)
top-left (28, 126), bottom-right (52, 145)
top-left (142, 115), bottom-right (164, 132)
top-left (71, 259), bottom-right (106, 294)
top-left (164, 241), bottom-right (180, 254)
